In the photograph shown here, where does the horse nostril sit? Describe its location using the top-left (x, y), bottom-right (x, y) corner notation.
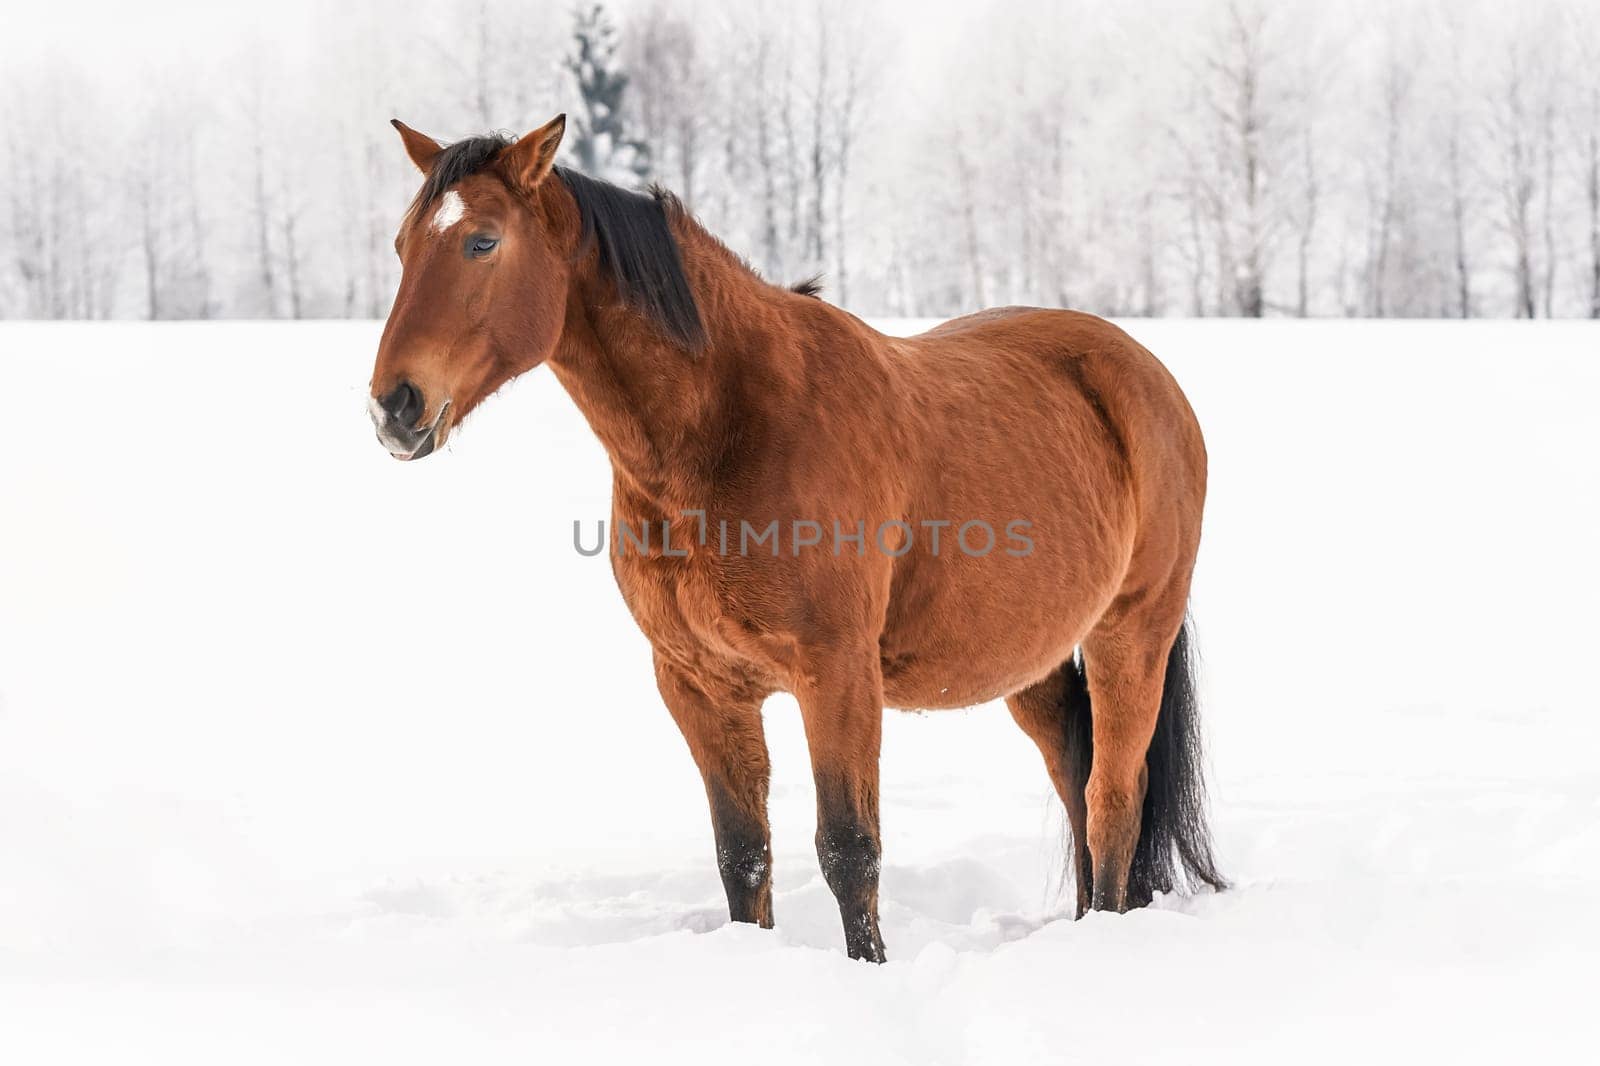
top-left (380, 381), bottom-right (425, 427)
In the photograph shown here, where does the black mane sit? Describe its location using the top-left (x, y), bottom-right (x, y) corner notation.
top-left (790, 274), bottom-right (824, 298)
top-left (554, 166), bottom-right (706, 351)
top-left (412, 134), bottom-right (512, 216)
top-left (410, 132), bottom-right (705, 352)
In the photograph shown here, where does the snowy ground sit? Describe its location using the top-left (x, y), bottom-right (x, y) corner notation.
top-left (1, 319), bottom-right (1597, 1063)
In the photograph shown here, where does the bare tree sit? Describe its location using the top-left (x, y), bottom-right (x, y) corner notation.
top-left (1539, 95), bottom-right (1559, 318)
top-left (472, 0), bottom-right (494, 127)
top-left (830, 37), bottom-right (864, 305)
top-left (1179, 1), bottom-right (1292, 317)
top-left (134, 166), bottom-right (162, 320)
top-left (1364, 37), bottom-right (1410, 317)
top-left (752, 32), bottom-right (783, 277)
top-left (278, 169), bottom-right (305, 320)
top-left (1491, 39), bottom-right (1541, 318)
top-left (243, 53), bottom-right (278, 317)
top-left (1292, 131), bottom-right (1318, 317)
top-left (954, 134), bottom-right (986, 307)
top-left (630, 5), bottom-right (705, 206)
top-left (3, 0), bottom-right (1600, 321)
top-left (1446, 115), bottom-right (1473, 318)
top-left (1585, 82), bottom-right (1600, 317)
top-left (804, 10), bottom-right (829, 273)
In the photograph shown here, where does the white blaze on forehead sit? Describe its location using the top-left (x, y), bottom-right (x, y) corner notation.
top-left (429, 190), bottom-right (467, 233)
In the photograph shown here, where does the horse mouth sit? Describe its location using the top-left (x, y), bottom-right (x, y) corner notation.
top-left (384, 400), bottom-right (451, 461)
top-left (390, 431), bottom-right (437, 462)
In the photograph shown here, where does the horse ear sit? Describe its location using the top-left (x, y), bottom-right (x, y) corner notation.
top-left (391, 119), bottom-right (443, 174)
top-left (502, 114), bottom-right (566, 191)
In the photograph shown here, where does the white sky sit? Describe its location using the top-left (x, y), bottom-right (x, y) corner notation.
top-left (0, 0), bottom-right (987, 73)
top-left (2, 0), bottom-right (323, 66)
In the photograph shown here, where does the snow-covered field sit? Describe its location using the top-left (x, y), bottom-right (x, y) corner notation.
top-left (2, 319), bottom-right (1597, 1063)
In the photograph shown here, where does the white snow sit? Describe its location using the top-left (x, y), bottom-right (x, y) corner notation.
top-left (1, 319), bottom-right (1597, 1063)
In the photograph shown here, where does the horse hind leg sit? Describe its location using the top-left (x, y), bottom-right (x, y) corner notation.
top-left (1081, 611), bottom-right (1226, 912)
top-left (1079, 630), bottom-right (1161, 913)
top-left (1005, 658), bottom-right (1095, 918)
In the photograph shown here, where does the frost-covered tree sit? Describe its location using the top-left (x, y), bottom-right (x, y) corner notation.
top-left (5, 0), bottom-right (1600, 321)
top-left (1488, 25), bottom-right (1554, 318)
top-left (630, 6), bottom-right (704, 207)
top-left (1179, 0), bottom-right (1297, 318)
top-left (565, 4), bottom-right (650, 185)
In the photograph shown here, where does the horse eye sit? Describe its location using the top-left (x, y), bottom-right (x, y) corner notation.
top-left (468, 234), bottom-right (500, 258)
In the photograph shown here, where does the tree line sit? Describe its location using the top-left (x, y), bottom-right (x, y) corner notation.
top-left (3, 0), bottom-right (1598, 321)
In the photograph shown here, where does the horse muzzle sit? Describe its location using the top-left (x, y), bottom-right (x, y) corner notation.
top-left (369, 382), bottom-right (450, 461)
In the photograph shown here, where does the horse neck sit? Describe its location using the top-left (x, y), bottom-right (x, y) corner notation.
top-left (548, 217), bottom-right (770, 513)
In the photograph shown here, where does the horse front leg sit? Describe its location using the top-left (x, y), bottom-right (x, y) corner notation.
top-left (795, 647), bottom-right (887, 963)
top-left (655, 655), bottom-right (775, 928)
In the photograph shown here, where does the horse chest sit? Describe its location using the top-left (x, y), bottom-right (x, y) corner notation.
top-left (611, 551), bottom-right (793, 686)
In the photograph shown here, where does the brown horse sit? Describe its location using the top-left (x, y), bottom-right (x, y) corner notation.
top-left (368, 115), bottom-right (1224, 962)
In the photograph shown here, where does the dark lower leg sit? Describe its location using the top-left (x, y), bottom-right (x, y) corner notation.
top-left (656, 659), bottom-right (774, 929)
top-left (707, 780), bottom-right (773, 926)
top-left (814, 770), bottom-right (885, 962)
top-left (796, 651), bottom-right (887, 961)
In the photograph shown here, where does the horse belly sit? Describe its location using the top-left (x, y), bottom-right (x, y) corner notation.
top-left (876, 421), bottom-right (1133, 709)
top-left (877, 526), bottom-right (1118, 710)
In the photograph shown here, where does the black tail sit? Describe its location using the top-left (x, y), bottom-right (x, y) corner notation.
top-left (1059, 648), bottom-right (1095, 909)
top-left (1061, 614), bottom-right (1226, 909)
